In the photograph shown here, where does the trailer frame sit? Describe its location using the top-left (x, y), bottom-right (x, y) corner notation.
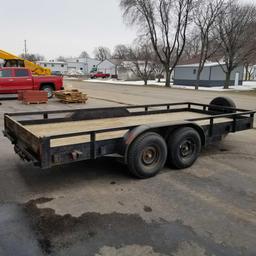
top-left (3, 101), bottom-right (255, 175)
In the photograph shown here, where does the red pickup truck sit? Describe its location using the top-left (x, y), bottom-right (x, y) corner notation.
top-left (0, 67), bottom-right (64, 98)
top-left (90, 72), bottom-right (110, 79)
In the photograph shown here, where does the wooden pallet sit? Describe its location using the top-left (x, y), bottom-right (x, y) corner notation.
top-left (55, 89), bottom-right (88, 104)
top-left (60, 100), bottom-right (87, 104)
top-left (23, 101), bottom-right (48, 105)
top-left (17, 90), bottom-right (26, 101)
top-left (21, 90), bottom-right (48, 104)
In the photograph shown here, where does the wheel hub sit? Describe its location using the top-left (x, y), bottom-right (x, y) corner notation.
top-left (180, 139), bottom-right (195, 157)
top-left (142, 146), bottom-right (158, 165)
top-left (43, 88), bottom-right (52, 98)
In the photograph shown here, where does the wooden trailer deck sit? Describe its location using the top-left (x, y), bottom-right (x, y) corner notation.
top-left (23, 111), bottom-right (231, 147)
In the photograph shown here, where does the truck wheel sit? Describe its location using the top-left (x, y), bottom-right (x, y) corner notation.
top-left (167, 127), bottom-right (201, 169)
top-left (41, 85), bottom-right (54, 98)
top-left (127, 132), bottom-right (167, 179)
top-left (209, 97), bottom-right (236, 113)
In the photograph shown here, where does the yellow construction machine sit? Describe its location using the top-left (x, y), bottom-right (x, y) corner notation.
top-left (0, 49), bottom-right (51, 75)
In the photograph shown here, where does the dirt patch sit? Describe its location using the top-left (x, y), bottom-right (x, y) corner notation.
top-left (220, 148), bottom-right (229, 152)
top-left (23, 198), bottom-right (241, 256)
top-left (144, 206), bottom-right (153, 212)
top-left (28, 197), bottom-right (54, 205)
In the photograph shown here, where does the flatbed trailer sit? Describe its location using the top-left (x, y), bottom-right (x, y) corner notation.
top-left (3, 97), bottom-right (256, 178)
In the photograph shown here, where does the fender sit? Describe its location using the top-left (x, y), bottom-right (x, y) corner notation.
top-left (122, 121), bottom-right (206, 164)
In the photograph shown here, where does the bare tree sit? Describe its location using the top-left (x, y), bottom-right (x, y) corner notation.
top-left (126, 42), bottom-right (156, 85)
top-left (151, 51), bottom-right (164, 82)
top-left (20, 53), bottom-right (45, 62)
top-left (244, 52), bottom-right (256, 81)
top-left (120, 0), bottom-right (193, 87)
top-left (214, 1), bottom-right (256, 88)
top-left (193, 0), bottom-right (225, 89)
top-left (112, 44), bottom-right (130, 60)
top-left (181, 31), bottom-right (201, 62)
top-left (93, 47), bottom-right (111, 61)
top-left (56, 56), bottom-right (67, 62)
top-left (79, 51), bottom-right (90, 58)
top-left (243, 21), bottom-right (256, 81)
top-left (154, 61), bottom-right (165, 82)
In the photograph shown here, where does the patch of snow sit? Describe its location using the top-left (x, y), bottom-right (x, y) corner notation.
top-left (64, 76), bottom-right (80, 80)
top-left (67, 69), bottom-right (84, 76)
top-left (84, 79), bottom-right (256, 92)
top-left (84, 79), bottom-right (166, 86)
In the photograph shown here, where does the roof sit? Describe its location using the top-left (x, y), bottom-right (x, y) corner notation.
top-left (97, 59), bottom-right (116, 67)
top-left (176, 62), bottom-right (225, 68)
top-left (109, 59), bottom-right (123, 66)
top-left (37, 61), bottom-right (67, 65)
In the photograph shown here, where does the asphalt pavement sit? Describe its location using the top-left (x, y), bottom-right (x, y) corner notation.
top-left (0, 81), bottom-right (255, 256)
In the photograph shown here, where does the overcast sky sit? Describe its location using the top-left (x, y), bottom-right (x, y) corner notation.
top-left (0, 0), bottom-right (253, 59)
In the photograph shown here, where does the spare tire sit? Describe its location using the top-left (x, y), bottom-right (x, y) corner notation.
top-left (209, 97), bottom-right (236, 113)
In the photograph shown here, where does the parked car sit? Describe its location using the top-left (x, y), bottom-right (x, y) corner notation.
top-left (51, 71), bottom-right (63, 76)
top-left (90, 72), bottom-right (110, 79)
top-left (0, 67), bottom-right (64, 98)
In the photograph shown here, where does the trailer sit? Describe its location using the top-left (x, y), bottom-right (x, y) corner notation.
top-left (3, 97), bottom-right (255, 178)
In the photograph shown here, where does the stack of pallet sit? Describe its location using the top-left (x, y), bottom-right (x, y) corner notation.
top-left (17, 90), bottom-right (25, 101)
top-left (55, 90), bottom-right (88, 104)
top-left (21, 90), bottom-right (48, 105)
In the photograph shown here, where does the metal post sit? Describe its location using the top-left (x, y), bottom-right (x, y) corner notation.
top-left (209, 118), bottom-right (214, 136)
top-left (90, 132), bottom-right (96, 159)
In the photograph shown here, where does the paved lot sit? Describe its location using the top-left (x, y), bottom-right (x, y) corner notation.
top-left (0, 81), bottom-right (256, 256)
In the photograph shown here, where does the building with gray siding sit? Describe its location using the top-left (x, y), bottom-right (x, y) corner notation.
top-left (66, 57), bottom-right (101, 74)
top-left (173, 62), bottom-right (244, 87)
top-left (37, 61), bottom-right (68, 74)
top-left (253, 65), bottom-right (256, 80)
top-left (97, 60), bottom-right (117, 75)
top-left (38, 58), bottom-right (101, 75)
top-left (38, 58), bottom-right (121, 76)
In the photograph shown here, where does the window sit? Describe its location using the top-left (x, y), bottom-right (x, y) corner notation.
top-left (51, 64), bottom-right (55, 67)
top-left (193, 69), bottom-right (197, 75)
top-left (15, 69), bottom-right (29, 77)
top-left (0, 70), bottom-right (12, 77)
top-left (61, 64), bottom-right (64, 68)
top-left (80, 68), bottom-right (83, 70)
top-left (44, 64), bottom-right (47, 67)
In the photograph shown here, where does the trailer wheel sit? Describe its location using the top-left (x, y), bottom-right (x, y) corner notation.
top-left (167, 127), bottom-right (201, 169)
top-left (127, 132), bottom-right (167, 179)
top-left (209, 97), bottom-right (236, 113)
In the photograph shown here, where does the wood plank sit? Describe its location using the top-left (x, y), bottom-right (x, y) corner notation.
top-left (25, 112), bottom-right (206, 136)
top-left (23, 111), bottom-right (232, 147)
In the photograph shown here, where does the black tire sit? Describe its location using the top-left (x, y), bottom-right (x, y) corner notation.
top-left (209, 97), bottom-right (236, 113)
top-left (41, 85), bottom-right (54, 98)
top-left (127, 132), bottom-right (167, 179)
top-left (167, 127), bottom-right (201, 169)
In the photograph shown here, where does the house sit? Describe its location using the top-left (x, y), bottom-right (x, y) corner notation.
top-left (253, 65), bottom-right (256, 80)
top-left (173, 62), bottom-right (244, 87)
top-left (37, 57), bottom-right (101, 75)
top-left (97, 59), bottom-right (117, 75)
top-left (118, 66), bottom-right (138, 80)
top-left (116, 60), bottom-right (156, 81)
top-left (37, 58), bottom-right (123, 76)
top-left (65, 57), bottom-right (100, 74)
top-left (37, 61), bottom-right (68, 74)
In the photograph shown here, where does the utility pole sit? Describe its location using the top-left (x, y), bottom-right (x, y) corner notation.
top-left (24, 40), bottom-right (28, 58)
